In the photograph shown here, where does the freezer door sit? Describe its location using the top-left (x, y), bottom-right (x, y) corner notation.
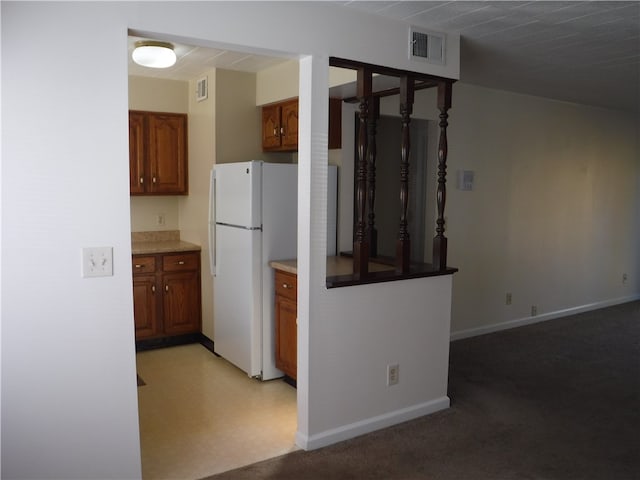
top-left (214, 161), bottom-right (261, 228)
top-left (213, 224), bottom-right (262, 378)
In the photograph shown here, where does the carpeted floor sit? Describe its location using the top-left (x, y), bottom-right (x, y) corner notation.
top-left (204, 301), bottom-right (640, 480)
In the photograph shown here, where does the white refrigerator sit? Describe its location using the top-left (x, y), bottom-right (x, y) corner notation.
top-left (209, 160), bottom-right (337, 380)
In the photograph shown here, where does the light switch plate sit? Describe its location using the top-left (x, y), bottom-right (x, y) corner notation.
top-left (82, 247), bottom-right (113, 278)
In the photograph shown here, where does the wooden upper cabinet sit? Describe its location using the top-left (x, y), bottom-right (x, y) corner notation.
top-left (262, 99), bottom-right (298, 152)
top-left (129, 111), bottom-right (146, 194)
top-left (261, 98), bottom-right (341, 152)
top-left (280, 100), bottom-right (299, 150)
top-left (262, 104), bottom-right (281, 150)
top-left (129, 110), bottom-right (188, 195)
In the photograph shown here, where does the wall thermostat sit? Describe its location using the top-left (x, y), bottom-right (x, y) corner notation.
top-left (457, 170), bottom-right (474, 191)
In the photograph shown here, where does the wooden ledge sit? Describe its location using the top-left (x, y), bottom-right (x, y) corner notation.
top-left (326, 262), bottom-right (458, 289)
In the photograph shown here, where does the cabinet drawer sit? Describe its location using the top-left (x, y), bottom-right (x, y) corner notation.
top-left (132, 256), bottom-right (156, 274)
top-left (162, 252), bottom-right (199, 272)
top-left (275, 270), bottom-right (297, 301)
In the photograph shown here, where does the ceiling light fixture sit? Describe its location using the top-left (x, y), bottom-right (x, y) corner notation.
top-left (132, 40), bottom-right (177, 68)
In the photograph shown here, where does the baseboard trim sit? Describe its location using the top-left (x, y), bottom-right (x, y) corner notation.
top-left (135, 332), bottom-right (201, 352)
top-left (450, 294), bottom-right (640, 342)
top-left (295, 396), bottom-right (450, 451)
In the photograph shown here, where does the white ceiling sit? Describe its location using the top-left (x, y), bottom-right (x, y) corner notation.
top-left (128, 1), bottom-right (640, 112)
top-left (127, 35), bottom-right (291, 78)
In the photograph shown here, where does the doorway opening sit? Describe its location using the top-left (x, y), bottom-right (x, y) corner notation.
top-left (127, 32), bottom-right (300, 478)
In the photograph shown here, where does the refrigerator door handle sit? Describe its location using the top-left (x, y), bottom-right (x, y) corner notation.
top-left (209, 169), bottom-right (216, 276)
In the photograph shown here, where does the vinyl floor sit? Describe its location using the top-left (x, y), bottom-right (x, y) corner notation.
top-left (136, 344), bottom-right (298, 479)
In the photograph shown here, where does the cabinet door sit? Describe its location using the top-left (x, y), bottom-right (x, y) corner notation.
top-left (275, 295), bottom-right (297, 379)
top-left (262, 104), bottom-right (281, 150)
top-left (148, 113), bottom-right (187, 194)
top-left (133, 274), bottom-right (159, 339)
top-left (280, 100), bottom-right (299, 150)
top-left (162, 270), bottom-right (201, 335)
top-left (129, 112), bottom-right (146, 194)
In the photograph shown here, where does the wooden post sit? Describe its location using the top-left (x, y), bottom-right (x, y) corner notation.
top-left (353, 67), bottom-right (372, 277)
top-left (367, 97), bottom-right (380, 258)
top-left (396, 76), bottom-right (414, 273)
top-left (433, 80), bottom-right (452, 271)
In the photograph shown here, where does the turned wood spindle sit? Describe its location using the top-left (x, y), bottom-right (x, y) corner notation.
top-left (353, 67), bottom-right (372, 277)
top-left (433, 81), bottom-right (452, 271)
top-left (396, 76), bottom-right (414, 273)
top-left (367, 97), bottom-right (380, 258)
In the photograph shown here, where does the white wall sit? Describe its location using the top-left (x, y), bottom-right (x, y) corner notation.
top-left (2, 3), bottom-right (141, 478)
top-left (128, 75), bottom-right (189, 113)
top-left (2, 2), bottom-right (460, 477)
top-left (342, 83), bottom-right (639, 336)
top-left (445, 84), bottom-right (639, 335)
top-left (215, 69), bottom-right (262, 163)
top-left (179, 68), bottom-right (216, 339)
top-left (256, 60), bottom-right (299, 106)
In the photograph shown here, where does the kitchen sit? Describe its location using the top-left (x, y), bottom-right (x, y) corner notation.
top-left (128, 40), bottom-right (344, 478)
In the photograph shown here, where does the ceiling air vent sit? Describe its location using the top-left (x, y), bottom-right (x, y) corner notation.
top-left (196, 76), bottom-right (208, 102)
top-left (410, 27), bottom-right (445, 65)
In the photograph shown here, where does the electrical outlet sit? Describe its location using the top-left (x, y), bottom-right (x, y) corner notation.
top-left (82, 247), bottom-right (113, 278)
top-left (156, 214), bottom-right (165, 226)
top-left (622, 273), bottom-right (628, 285)
top-left (387, 364), bottom-right (399, 386)
top-left (506, 293), bottom-right (512, 305)
top-left (531, 305), bottom-right (538, 316)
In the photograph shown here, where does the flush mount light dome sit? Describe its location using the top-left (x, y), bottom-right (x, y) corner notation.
top-left (132, 40), bottom-right (176, 68)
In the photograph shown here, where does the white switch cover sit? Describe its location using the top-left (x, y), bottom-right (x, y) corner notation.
top-left (82, 247), bottom-right (113, 278)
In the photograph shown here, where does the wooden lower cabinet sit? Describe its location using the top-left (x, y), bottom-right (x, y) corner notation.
top-left (274, 269), bottom-right (297, 379)
top-left (132, 273), bottom-right (158, 338)
top-left (132, 251), bottom-right (201, 341)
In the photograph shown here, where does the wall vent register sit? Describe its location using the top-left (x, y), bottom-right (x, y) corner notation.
top-left (410, 27), bottom-right (445, 65)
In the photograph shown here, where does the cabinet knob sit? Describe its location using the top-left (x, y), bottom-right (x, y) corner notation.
top-left (176, 260), bottom-right (185, 265)
top-left (165, 285), bottom-right (169, 292)
top-left (282, 283), bottom-right (292, 289)
top-left (139, 177), bottom-right (144, 184)
top-left (273, 127), bottom-right (278, 137)
top-left (151, 285), bottom-right (156, 293)
top-left (280, 126), bottom-right (284, 135)
top-left (152, 176), bottom-right (157, 184)
top-left (135, 264), bottom-right (143, 269)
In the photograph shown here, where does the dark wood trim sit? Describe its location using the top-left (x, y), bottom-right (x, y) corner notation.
top-left (343, 80), bottom-right (439, 104)
top-left (330, 57), bottom-right (455, 85)
top-left (327, 263), bottom-right (458, 289)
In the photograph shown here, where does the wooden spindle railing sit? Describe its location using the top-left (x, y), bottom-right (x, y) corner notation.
top-left (328, 57), bottom-right (457, 287)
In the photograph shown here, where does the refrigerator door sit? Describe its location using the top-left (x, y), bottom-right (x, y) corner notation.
top-left (214, 223), bottom-right (262, 378)
top-left (214, 161), bottom-right (261, 228)
top-left (208, 168), bottom-right (216, 276)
